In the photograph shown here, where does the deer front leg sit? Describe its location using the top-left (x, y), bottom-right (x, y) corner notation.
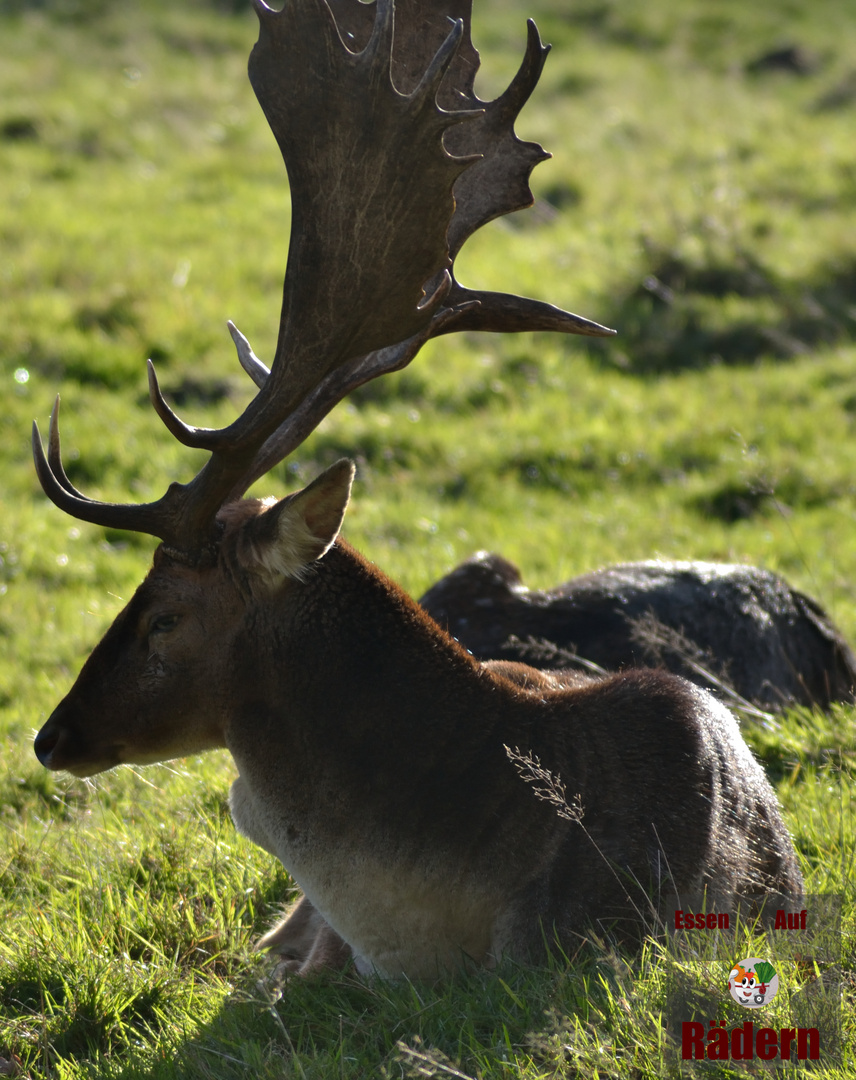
top-left (259, 895), bottom-right (352, 974)
top-left (297, 915), bottom-right (353, 975)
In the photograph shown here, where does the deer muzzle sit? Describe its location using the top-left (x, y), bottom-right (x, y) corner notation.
top-left (34, 702), bottom-right (121, 777)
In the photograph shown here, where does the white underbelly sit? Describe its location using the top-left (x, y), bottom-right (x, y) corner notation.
top-left (229, 772), bottom-right (502, 978)
top-left (294, 853), bottom-right (500, 980)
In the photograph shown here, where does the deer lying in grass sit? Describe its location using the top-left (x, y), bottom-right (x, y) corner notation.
top-left (32, 0), bottom-right (803, 979)
top-left (420, 552), bottom-right (856, 715)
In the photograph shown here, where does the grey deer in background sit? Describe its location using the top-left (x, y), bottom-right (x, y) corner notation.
top-left (420, 553), bottom-right (856, 716)
top-left (33, 0), bottom-right (802, 979)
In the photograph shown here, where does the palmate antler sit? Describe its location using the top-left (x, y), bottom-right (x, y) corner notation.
top-left (34, 0), bottom-right (614, 556)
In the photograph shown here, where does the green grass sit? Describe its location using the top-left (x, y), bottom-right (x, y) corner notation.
top-left (2, 0), bottom-right (856, 1075)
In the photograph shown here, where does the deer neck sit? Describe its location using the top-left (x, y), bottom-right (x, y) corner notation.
top-left (223, 537), bottom-right (515, 850)
top-left (228, 539), bottom-right (489, 761)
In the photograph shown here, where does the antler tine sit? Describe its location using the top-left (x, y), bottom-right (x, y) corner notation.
top-left (361, 0), bottom-right (394, 69)
top-left (221, 280), bottom-right (614, 501)
top-left (411, 17), bottom-right (465, 106)
top-left (437, 289), bottom-right (617, 337)
top-left (444, 18), bottom-right (551, 255)
top-left (148, 323), bottom-right (275, 442)
top-left (45, 397), bottom-right (78, 498)
top-left (147, 326), bottom-right (276, 447)
top-left (228, 320), bottom-right (270, 390)
top-left (33, 416), bottom-right (87, 519)
top-left (33, 386), bottom-right (275, 549)
top-left (33, 402), bottom-right (174, 538)
top-left (146, 361), bottom-right (210, 448)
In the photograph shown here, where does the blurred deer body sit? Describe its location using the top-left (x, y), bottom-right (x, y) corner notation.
top-left (420, 552), bottom-right (856, 713)
top-left (32, 0), bottom-right (803, 979)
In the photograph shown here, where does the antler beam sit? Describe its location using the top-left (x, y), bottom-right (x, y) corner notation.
top-left (35, 0), bottom-right (614, 555)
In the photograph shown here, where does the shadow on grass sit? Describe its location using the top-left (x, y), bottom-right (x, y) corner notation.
top-left (99, 954), bottom-right (593, 1080)
top-left (585, 244), bottom-right (856, 374)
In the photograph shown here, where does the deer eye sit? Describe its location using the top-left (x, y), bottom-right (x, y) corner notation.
top-left (149, 613), bottom-right (181, 636)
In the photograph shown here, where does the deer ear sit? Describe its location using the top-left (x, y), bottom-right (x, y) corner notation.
top-left (240, 459), bottom-right (355, 587)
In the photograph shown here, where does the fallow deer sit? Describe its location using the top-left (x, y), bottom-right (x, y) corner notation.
top-left (420, 552), bottom-right (856, 715)
top-left (32, 0), bottom-right (803, 979)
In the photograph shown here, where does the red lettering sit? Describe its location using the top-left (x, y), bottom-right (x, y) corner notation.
top-left (674, 910), bottom-right (729, 929)
top-left (774, 908), bottom-right (809, 930)
top-left (796, 1028), bottom-right (820, 1061)
top-left (681, 1022), bottom-right (820, 1063)
top-left (731, 1022), bottom-right (754, 1060)
top-left (706, 1023), bottom-right (729, 1060)
top-left (755, 1027), bottom-right (778, 1060)
top-left (681, 1022), bottom-right (705, 1059)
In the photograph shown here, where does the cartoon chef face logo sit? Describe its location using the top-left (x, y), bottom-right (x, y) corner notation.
top-left (728, 958), bottom-right (779, 1008)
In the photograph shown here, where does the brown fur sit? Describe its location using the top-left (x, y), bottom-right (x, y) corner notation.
top-left (35, 465), bottom-right (803, 979)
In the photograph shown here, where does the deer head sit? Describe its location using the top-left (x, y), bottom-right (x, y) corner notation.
top-left (33, 0), bottom-right (613, 774)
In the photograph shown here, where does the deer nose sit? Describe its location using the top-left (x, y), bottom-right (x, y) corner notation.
top-left (34, 714), bottom-right (73, 769)
top-left (34, 723), bottom-right (61, 767)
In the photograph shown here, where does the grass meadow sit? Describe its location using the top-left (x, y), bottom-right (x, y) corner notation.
top-left (2, 0), bottom-right (856, 1074)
